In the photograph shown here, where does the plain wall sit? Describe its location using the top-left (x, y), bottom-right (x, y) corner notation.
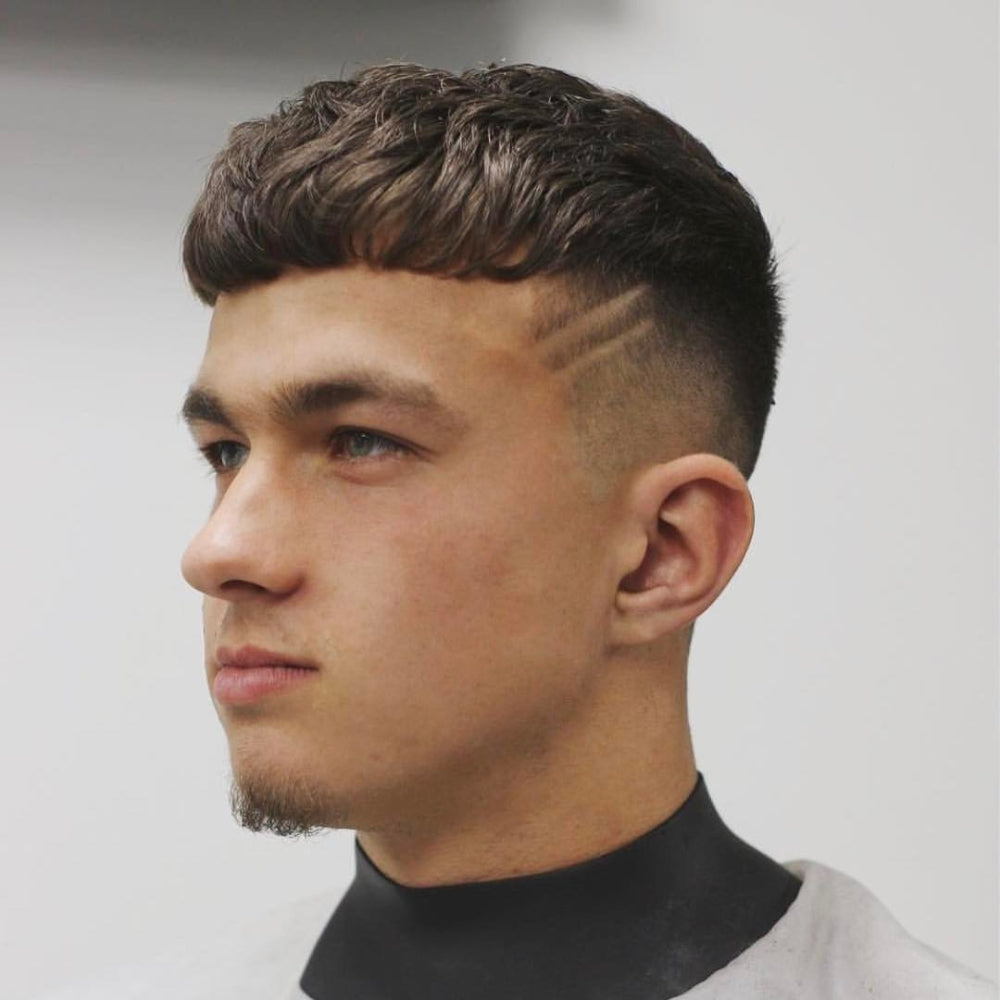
top-left (2, 2), bottom-right (995, 995)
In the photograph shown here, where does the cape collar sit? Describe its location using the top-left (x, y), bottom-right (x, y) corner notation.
top-left (300, 773), bottom-right (801, 1000)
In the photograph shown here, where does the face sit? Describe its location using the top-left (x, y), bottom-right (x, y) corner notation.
top-left (180, 266), bottom-right (621, 837)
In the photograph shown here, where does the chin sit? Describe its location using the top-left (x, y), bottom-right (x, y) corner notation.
top-left (223, 718), bottom-right (469, 836)
top-left (223, 722), bottom-right (336, 825)
top-left (227, 746), bottom-right (353, 836)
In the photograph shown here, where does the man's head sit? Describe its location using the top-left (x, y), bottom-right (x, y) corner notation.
top-left (179, 63), bottom-right (782, 875)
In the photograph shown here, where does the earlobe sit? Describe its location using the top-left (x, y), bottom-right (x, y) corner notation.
top-left (610, 455), bottom-right (754, 648)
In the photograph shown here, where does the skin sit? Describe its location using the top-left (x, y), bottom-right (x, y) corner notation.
top-left (181, 264), bottom-right (754, 887)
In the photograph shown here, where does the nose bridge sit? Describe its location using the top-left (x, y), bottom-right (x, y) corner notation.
top-left (213, 457), bottom-right (286, 540)
top-left (184, 454), bottom-right (303, 596)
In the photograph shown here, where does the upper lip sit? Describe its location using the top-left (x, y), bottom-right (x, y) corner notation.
top-left (215, 644), bottom-right (318, 670)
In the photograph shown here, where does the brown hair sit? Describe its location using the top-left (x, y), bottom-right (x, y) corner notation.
top-left (183, 62), bottom-right (782, 478)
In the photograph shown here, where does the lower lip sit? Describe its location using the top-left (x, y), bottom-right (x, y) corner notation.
top-left (213, 665), bottom-right (317, 706)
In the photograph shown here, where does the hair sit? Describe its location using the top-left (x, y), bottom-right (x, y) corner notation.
top-left (183, 62), bottom-right (782, 481)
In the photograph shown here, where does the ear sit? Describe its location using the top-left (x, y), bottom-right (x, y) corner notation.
top-left (609, 454), bottom-right (755, 648)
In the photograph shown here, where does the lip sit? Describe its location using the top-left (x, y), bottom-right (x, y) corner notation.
top-left (212, 644), bottom-right (318, 706)
top-left (216, 644), bottom-right (317, 670)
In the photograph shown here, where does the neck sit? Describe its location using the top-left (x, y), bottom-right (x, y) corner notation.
top-left (357, 664), bottom-right (696, 887)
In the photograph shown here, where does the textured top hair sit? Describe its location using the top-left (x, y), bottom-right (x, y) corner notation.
top-left (183, 62), bottom-right (782, 476)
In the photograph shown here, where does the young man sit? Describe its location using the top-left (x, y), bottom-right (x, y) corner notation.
top-left (171, 63), bottom-right (992, 999)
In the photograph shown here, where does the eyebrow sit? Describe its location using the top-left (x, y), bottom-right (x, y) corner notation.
top-left (180, 369), bottom-right (462, 433)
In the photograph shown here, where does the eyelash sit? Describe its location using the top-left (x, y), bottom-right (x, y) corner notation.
top-left (198, 428), bottom-right (410, 475)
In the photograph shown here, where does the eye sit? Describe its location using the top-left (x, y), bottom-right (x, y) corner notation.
top-left (329, 428), bottom-right (409, 461)
top-left (199, 440), bottom-right (247, 474)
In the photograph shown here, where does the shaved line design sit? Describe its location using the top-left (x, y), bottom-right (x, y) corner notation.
top-left (536, 285), bottom-right (656, 373)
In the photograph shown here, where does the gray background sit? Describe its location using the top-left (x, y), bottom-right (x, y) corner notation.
top-left (2, 1), bottom-right (996, 994)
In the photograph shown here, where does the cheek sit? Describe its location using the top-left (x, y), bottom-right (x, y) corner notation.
top-left (302, 507), bottom-right (529, 750)
top-left (373, 486), bottom-right (599, 689)
top-left (301, 431), bottom-right (607, 734)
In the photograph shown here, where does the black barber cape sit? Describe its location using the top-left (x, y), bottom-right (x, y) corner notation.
top-left (35, 774), bottom-right (996, 999)
top-left (299, 773), bottom-right (802, 1000)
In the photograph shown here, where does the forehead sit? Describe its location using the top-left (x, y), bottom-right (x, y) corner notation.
top-left (207, 265), bottom-right (552, 360)
top-left (198, 266), bottom-right (562, 397)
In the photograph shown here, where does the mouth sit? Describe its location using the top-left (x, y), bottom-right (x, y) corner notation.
top-left (212, 644), bottom-right (319, 706)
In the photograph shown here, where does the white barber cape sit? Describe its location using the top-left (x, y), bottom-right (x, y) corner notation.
top-left (39, 861), bottom-right (995, 1000)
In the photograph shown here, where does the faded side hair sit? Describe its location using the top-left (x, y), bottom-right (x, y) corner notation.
top-left (183, 62), bottom-right (783, 478)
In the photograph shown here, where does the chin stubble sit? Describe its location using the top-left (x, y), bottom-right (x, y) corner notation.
top-left (228, 769), bottom-right (347, 838)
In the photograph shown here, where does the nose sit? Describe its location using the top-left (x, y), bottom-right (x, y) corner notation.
top-left (181, 462), bottom-right (305, 600)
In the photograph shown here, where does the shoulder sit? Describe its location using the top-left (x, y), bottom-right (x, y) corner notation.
top-left (686, 860), bottom-right (996, 1000)
top-left (32, 892), bottom-right (336, 1000)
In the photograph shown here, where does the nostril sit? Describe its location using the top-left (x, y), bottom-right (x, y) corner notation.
top-left (219, 579), bottom-right (270, 596)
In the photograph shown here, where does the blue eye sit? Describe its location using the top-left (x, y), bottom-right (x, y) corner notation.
top-left (196, 430), bottom-right (407, 476)
top-left (199, 440), bottom-right (247, 474)
top-left (330, 429), bottom-right (407, 460)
